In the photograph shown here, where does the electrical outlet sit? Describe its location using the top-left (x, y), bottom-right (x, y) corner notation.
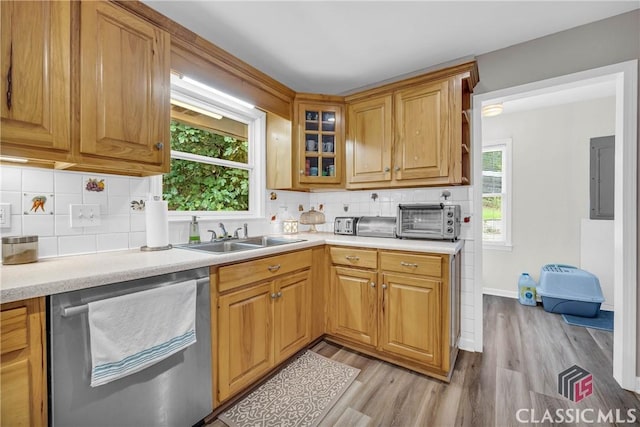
top-left (69, 204), bottom-right (101, 228)
top-left (0, 203), bottom-right (11, 228)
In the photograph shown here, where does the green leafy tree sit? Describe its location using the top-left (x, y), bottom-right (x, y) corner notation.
top-left (164, 121), bottom-right (249, 211)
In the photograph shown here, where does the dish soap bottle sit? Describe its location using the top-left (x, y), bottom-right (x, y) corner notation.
top-left (189, 216), bottom-right (200, 244)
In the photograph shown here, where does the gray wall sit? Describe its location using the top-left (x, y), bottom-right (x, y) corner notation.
top-left (475, 9), bottom-right (640, 377)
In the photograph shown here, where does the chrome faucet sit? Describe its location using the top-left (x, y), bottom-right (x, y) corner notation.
top-left (218, 222), bottom-right (228, 239)
top-left (207, 229), bottom-right (217, 242)
top-left (233, 227), bottom-right (243, 239)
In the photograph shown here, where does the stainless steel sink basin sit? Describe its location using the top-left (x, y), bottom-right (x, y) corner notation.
top-left (176, 236), bottom-right (305, 254)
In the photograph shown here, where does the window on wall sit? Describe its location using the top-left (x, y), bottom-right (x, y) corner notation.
top-left (482, 139), bottom-right (512, 247)
top-left (161, 74), bottom-right (265, 218)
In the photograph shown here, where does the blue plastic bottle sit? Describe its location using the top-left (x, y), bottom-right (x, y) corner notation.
top-left (518, 273), bottom-right (537, 306)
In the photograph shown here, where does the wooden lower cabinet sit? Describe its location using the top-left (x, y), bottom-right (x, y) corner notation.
top-left (0, 298), bottom-right (47, 427)
top-left (216, 263), bottom-right (311, 404)
top-left (329, 266), bottom-right (377, 346)
top-left (327, 247), bottom-right (458, 381)
top-left (379, 273), bottom-right (441, 367)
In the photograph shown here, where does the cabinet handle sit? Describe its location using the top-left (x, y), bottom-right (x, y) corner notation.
top-left (382, 284), bottom-right (388, 289)
top-left (370, 282), bottom-right (376, 288)
top-left (300, 170), bottom-right (304, 175)
top-left (267, 264), bottom-right (281, 272)
top-left (394, 166), bottom-right (401, 172)
top-left (400, 261), bottom-right (419, 268)
top-left (155, 142), bottom-right (164, 150)
top-left (384, 167), bottom-right (390, 172)
top-left (345, 255), bottom-right (360, 261)
top-left (6, 43), bottom-right (12, 110)
top-left (271, 292), bottom-right (277, 299)
top-left (277, 291), bottom-right (282, 298)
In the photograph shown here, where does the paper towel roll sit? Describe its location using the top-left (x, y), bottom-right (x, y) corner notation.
top-left (145, 200), bottom-right (169, 248)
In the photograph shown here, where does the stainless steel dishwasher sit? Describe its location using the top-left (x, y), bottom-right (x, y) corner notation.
top-left (49, 267), bottom-right (212, 427)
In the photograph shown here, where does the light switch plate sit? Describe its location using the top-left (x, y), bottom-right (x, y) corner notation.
top-left (0, 203), bottom-right (11, 228)
top-left (69, 204), bottom-right (101, 228)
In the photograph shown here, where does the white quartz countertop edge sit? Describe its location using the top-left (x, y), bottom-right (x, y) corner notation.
top-left (1, 233), bottom-right (464, 303)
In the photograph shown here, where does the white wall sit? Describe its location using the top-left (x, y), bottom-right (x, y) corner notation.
top-left (481, 97), bottom-right (616, 300)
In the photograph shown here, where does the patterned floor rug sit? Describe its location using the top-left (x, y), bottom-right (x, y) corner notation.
top-left (218, 350), bottom-right (360, 427)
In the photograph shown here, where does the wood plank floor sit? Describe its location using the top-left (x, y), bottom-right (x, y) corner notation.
top-left (209, 295), bottom-right (640, 426)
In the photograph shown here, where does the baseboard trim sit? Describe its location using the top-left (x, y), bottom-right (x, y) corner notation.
top-left (483, 287), bottom-right (518, 299)
top-left (458, 337), bottom-right (476, 352)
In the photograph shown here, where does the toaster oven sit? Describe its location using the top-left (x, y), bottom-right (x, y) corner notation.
top-left (396, 203), bottom-right (461, 241)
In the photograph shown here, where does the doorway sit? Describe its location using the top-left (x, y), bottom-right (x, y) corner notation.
top-left (472, 60), bottom-right (638, 390)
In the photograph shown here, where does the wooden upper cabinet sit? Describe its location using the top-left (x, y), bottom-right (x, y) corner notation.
top-left (346, 95), bottom-right (392, 184)
top-left (0, 0), bottom-right (71, 160)
top-left (79, 1), bottom-right (170, 170)
top-left (394, 79), bottom-right (450, 181)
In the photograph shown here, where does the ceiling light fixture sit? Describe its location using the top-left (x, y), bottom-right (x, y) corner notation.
top-left (0, 156), bottom-right (28, 163)
top-left (482, 103), bottom-right (503, 117)
top-left (170, 99), bottom-right (223, 120)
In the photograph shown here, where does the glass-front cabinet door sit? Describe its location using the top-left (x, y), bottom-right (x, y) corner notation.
top-left (297, 103), bottom-right (342, 185)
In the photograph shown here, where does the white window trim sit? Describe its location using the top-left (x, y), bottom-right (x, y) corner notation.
top-left (152, 75), bottom-right (266, 220)
top-left (482, 138), bottom-right (512, 249)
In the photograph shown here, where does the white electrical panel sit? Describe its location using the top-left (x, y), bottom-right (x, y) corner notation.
top-left (0, 203), bottom-right (11, 228)
top-left (69, 204), bottom-right (102, 228)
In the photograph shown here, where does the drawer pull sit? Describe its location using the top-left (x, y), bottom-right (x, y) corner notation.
top-left (400, 261), bottom-right (419, 268)
top-left (345, 255), bottom-right (360, 261)
top-left (267, 264), bottom-right (281, 272)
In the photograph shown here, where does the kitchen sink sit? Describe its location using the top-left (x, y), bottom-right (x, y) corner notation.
top-left (177, 236), bottom-right (306, 254)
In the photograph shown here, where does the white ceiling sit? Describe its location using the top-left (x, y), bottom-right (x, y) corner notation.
top-left (143, 1), bottom-right (638, 95)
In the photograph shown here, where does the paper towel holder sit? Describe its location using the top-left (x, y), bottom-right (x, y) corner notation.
top-left (140, 244), bottom-right (173, 252)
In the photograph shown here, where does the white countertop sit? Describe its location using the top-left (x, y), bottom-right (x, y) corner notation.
top-left (0, 233), bottom-right (463, 303)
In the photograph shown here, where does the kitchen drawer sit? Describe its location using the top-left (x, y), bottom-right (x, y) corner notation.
top-left (1, 307), bottom-right (28, 355)
top-left (380, 251), bottom-right (442, 277)
top-left (218, 250), bottom-right (312, 293)
top-left (330, 247), bottom-right (377, 269)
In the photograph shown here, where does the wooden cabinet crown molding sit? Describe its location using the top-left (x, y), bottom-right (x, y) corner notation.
top-left (113, 0), bottom-right (296, 120)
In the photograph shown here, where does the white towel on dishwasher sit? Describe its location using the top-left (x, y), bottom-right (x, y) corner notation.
top-left (87, 280), bottom-right (197, 387)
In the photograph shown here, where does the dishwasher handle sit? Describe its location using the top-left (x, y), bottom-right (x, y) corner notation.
top-left (60, 276), bottom-right (209, 318)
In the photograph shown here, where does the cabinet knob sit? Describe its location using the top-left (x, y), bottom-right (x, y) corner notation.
top-left (267, 264), bottom-right (281, 272)
top-left (394, 166), bottom-right (401, 172)
top-left (300, 170), bottom-right (304, 175)
top-left (271, 293), bottom-right (277, 299)
top-left (277, 291), bottom-right (282, 298)
top-left (370, 282), bottom-right (376, 288)
top-left (384, 167), bottom-right (390, 172)
top-left (382, 284), bottom-right (388, 289)
top-left (155, 142), bottom-right (164, 150)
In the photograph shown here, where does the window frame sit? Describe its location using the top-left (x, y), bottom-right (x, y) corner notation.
top-left (153, 74), bottom-right (266, 220)
top-left (482, 139), bottom-right (512, 250)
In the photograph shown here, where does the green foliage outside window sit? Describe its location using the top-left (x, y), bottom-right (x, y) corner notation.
top-left (163, 121), bottom-right (249, 211)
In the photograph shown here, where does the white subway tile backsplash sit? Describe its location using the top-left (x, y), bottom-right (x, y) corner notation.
top-left (83, 192), bottom-right (108, 214)
top-left (97, 233), bottom-right (129, 252)
top-left (106, 215), bottom-right (130, 233)
top-left (0, 215), bottom-right (22, 236)
top-left (130, 213), bottom-right (145, 232)
top-left (108, 177), bottom-right (130, 196)
top-left (1, 166), bottom-right (22, 191)
top-left (54, 193), bottom-right (82, 215)
top-left (23, 215), bottom-right (54, 236)
top-left (54, 172), bottom-right (82, 194)
top-left (38, 237), bottom-right (59, 258)
top-left (128, 231), bottom-right (146, 249)
top-left (0, 191), bottom-right (21, 212)
top-left (58, 235), bottom-right (97, 256)
top-left (129, 178), bottom-right (150, 197)
top-left (55, 215), bottom-right (82, 236)
top-left (22, 169), bottom-right (54, 193)
top-left (108, 196), bottom-right (130, 215)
